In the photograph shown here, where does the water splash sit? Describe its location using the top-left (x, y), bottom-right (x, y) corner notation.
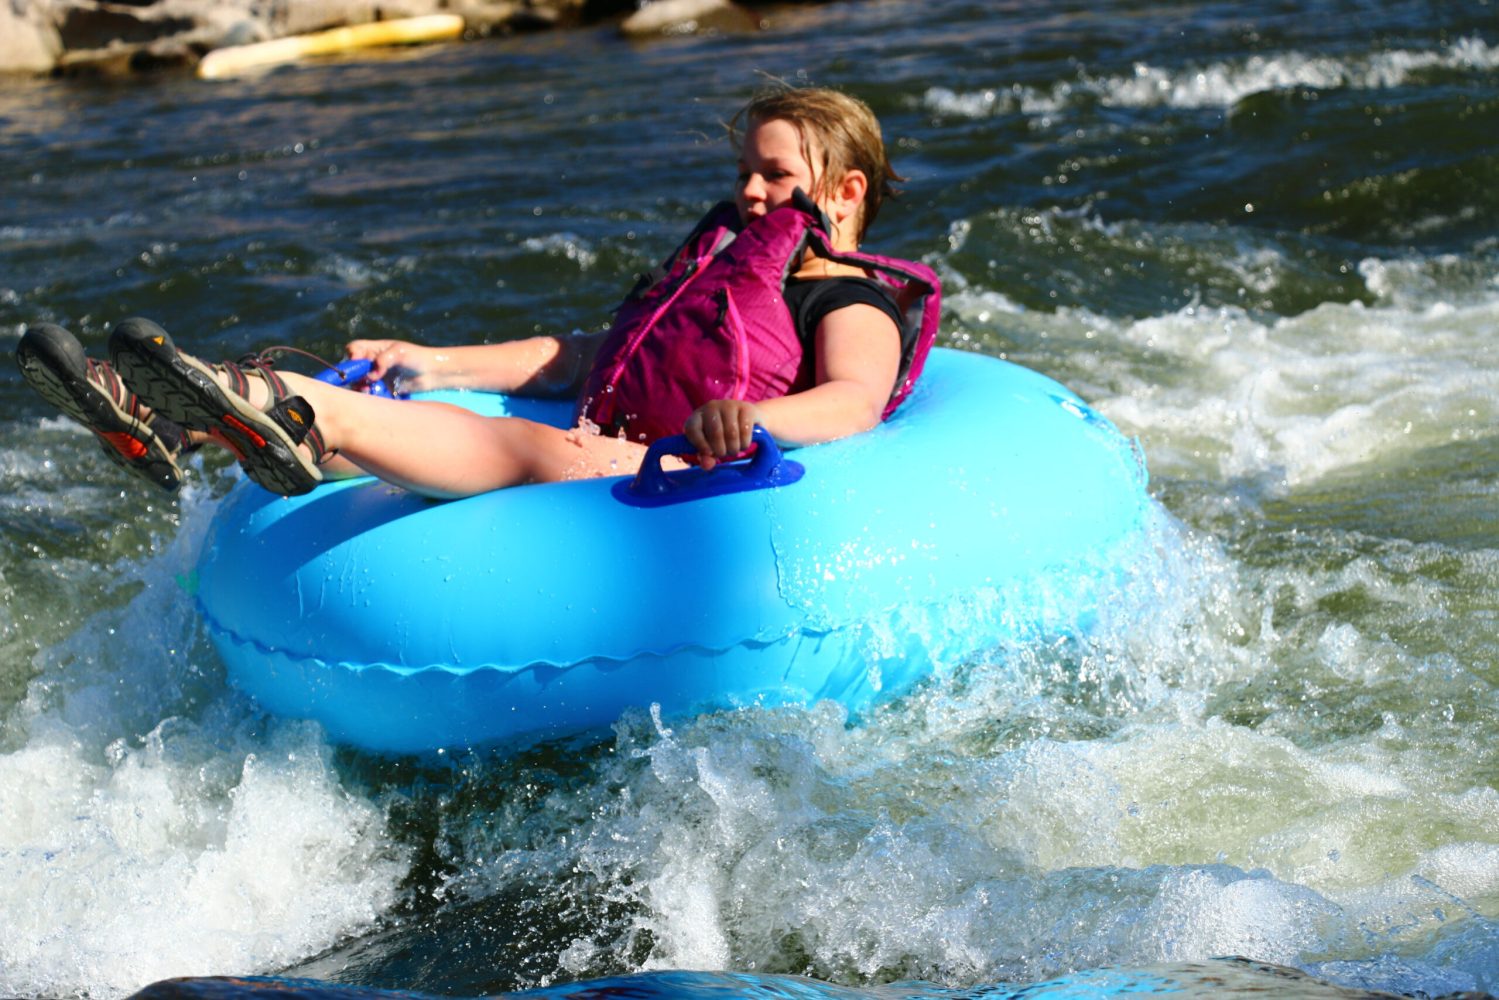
top-left (924, 36), bottom-right (1499, 117)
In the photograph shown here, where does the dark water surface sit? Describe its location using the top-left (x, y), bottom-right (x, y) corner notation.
top-left (2, 1), bottom-right (1497, 997)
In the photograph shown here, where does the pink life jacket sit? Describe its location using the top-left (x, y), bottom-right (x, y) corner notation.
top-left (576, 192), bottom-right (942, 444)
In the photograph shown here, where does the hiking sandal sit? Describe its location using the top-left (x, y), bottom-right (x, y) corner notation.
top-left (15, 322), bottom-right (187, 492)
top-left (108, 317), bottom-right (328, 497)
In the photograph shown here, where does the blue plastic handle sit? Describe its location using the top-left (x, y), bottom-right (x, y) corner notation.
top-left (313, 359), bottom-right (394, 397)
top-left (613, 425), bottom-right (805, 508)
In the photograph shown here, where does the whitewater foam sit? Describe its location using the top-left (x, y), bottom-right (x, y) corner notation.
top-left (1056, 287), bottom-right (1499, 491)
top-left (924, 36), bottom-right (1499, 117)
top-left (0, 491), bottom-right (409, 999)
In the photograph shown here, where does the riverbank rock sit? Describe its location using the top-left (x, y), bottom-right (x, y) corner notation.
top-left (619, 0), bottom-right (759, 36)
top-left (1, 0), bottom-right (63, 74)
top-left (1, 0), bottom-right (794, 76)
top-left (3, 0), bottom-right (544, 76)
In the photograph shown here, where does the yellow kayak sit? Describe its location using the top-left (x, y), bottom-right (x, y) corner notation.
top-left (197, 14), bottom-right (465, 80)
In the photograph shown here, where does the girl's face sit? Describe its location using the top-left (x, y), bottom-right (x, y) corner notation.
top-left (735, 117), bottom-right (819, 225)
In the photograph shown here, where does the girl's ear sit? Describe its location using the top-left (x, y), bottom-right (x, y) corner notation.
top-left (829, 168), bottom-right (869, 241)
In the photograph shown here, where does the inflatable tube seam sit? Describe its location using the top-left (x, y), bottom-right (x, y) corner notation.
top-left (197, 518), bottom-right (1150, 681)
top-left (198, 597), bottom-right (826, 678)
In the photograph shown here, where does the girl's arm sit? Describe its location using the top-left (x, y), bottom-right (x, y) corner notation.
top-left (684, 303), bottom-right (901, 468)
top-left (346, 332), bottom-right (604, 397)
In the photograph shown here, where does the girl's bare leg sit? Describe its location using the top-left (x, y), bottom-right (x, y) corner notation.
top-left (242, 372), bottom-right (668, 499)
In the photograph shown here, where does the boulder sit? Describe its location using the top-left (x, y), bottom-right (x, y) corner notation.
top-left (0, 0), bottom-right (819, 76)
top-left (618, 0), bottom-right (759, 36)
top-left (1, 0), bottom-right (579, 75)
top-left (0, 0), bottom-right (63, 74)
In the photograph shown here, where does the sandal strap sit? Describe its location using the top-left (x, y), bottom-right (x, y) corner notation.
top-left (86, 355), bottom-right (190, 453)
top-left (238, 344), bottom-right (347, 380)
top-left (235, 346), bottom-right (345, 464)
top-left (270, 396), bottom-right (332, 464)
top-left (86, 356), bottom-right (146, 422)
top-left (217, 352), bottom-right (335, 465)
top-left (221, 353), bottom-right (292, 405)
top-left (266, 396), bottom-right (321, 452)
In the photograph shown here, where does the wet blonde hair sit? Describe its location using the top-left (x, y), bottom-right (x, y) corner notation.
top-left (730, 85), bottom-right (903, 242)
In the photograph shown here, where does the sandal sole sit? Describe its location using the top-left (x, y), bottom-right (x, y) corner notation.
top-left (15, 323), bottom-right (183, 492)
top-left (108, 318), bottom-right (320, 497)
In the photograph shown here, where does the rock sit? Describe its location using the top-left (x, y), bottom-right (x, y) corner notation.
top-left (49, 0), bottom-right (268, 75)
top-left (269, 0), bottom-right (447, 38)
top-left (0, 0), bottom-right (63, 74)
top-left (618, 0), bottom-right (758, 36)
top-left (0, 0), bottom-right (781, 76)
top-left (1, 0), bottom-right (526, 76)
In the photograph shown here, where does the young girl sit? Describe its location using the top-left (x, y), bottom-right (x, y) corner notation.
top-left (16, 86), bottom-right (940, 499)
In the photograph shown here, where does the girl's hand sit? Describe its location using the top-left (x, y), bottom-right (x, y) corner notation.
top-left (345, 339), bottom-right (438, 393)
top-left (684, 399), bottom-right (766, 470)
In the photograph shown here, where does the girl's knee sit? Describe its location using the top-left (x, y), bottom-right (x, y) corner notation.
top-left (494, 418), bottom-right (581, 483)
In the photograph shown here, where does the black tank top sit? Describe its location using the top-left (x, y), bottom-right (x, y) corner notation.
top-left (785, 277), bottom-right (909, 353)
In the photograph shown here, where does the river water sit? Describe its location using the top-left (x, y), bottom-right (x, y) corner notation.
top-left (2, 1), bottom-right (1496, 997)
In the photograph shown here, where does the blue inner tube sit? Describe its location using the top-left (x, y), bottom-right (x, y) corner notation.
top-left (194, 348), bottom-right (1152, 755)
